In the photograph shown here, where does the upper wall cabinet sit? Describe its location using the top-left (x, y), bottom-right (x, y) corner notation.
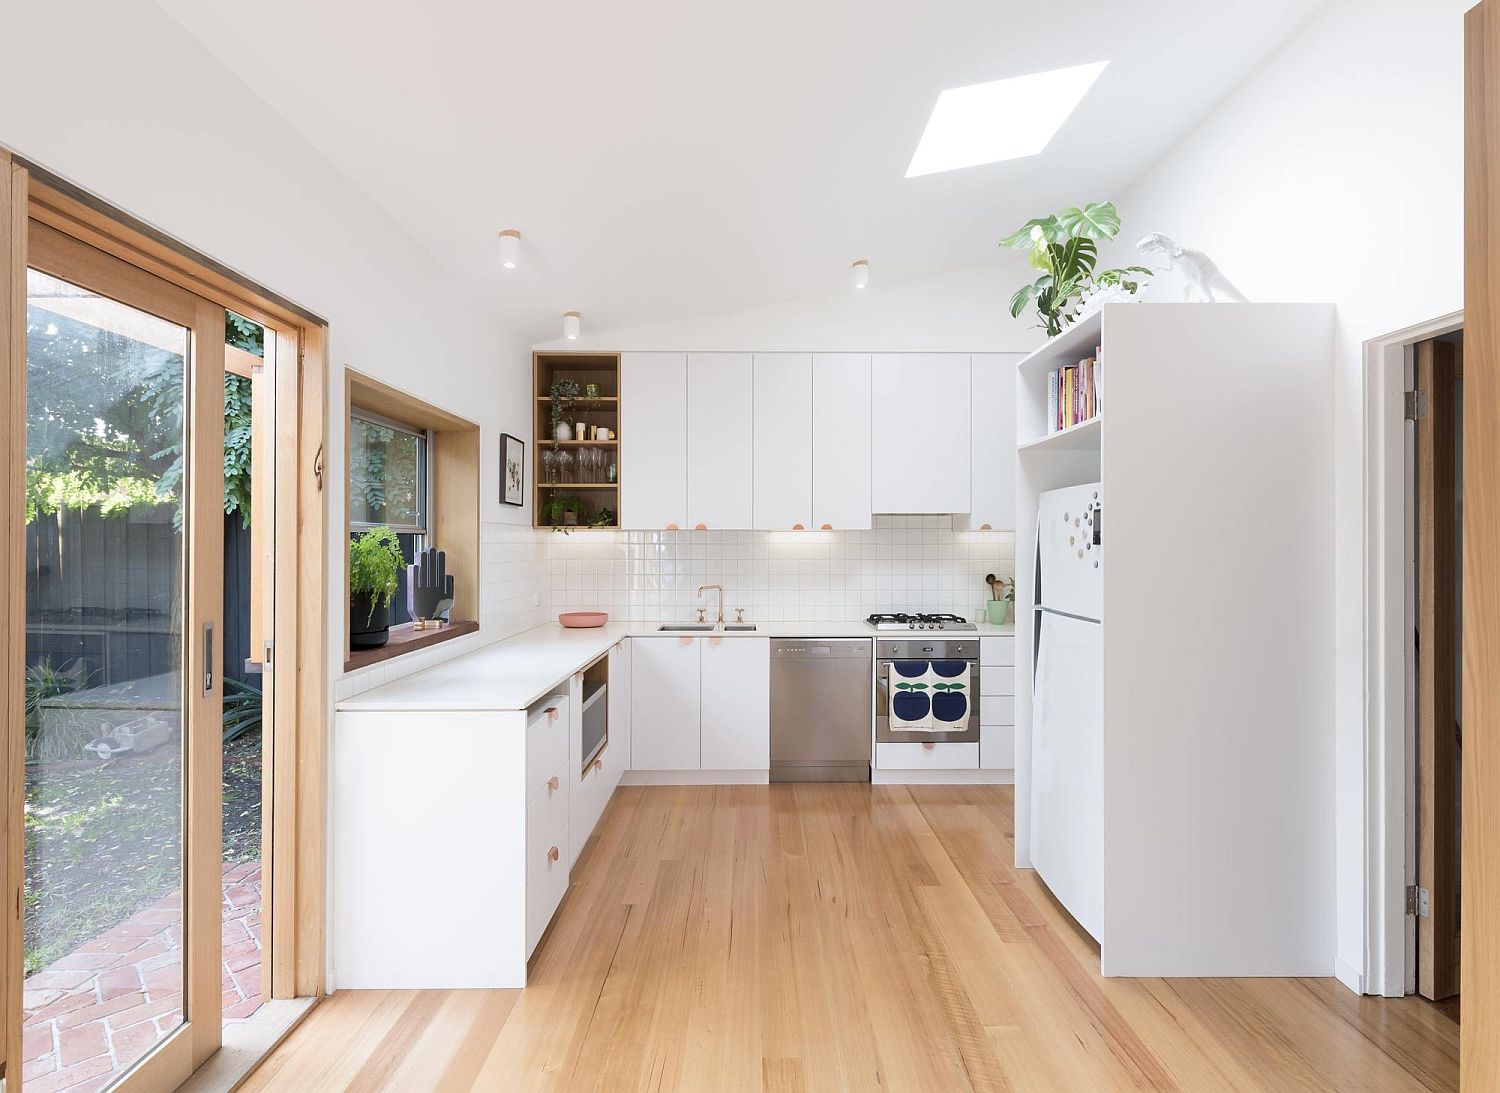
top-left (753, 354), bottom-right (813, 530)
top-left (621, 352), bottom-right (687, 529)
top-left (870, 354), bottom-right (972, 514)
top-left (812, 354), bottom-right (872, 530)
top-left (687, 353), bottom-right (754, 529)
top-left (955, 353), bottom-right (1019, 531)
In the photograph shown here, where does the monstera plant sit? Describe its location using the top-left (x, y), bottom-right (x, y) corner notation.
top-left (1001, 201), bottom-right (1152, 337)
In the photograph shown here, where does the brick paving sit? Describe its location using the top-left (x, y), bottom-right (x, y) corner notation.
top-left (21, 862), bottom-right (263, 1092)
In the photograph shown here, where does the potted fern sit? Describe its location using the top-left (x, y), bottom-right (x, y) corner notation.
top-left (350, 526), bottom-right (405, 648)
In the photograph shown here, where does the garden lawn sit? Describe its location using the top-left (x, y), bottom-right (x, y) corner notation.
top-left (23, 727), bottom-right (261, 975)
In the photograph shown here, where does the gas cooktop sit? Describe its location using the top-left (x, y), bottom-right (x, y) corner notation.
top-left (866, 612), bottom-right (977, 632)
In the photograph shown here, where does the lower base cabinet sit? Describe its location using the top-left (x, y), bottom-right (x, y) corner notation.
top-left (631, 636), bottom-right (771, 775)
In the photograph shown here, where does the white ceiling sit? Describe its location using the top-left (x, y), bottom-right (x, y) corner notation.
top-left (155, 0), bottom-right (1325, 343)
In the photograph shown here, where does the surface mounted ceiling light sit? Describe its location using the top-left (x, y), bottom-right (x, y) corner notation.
top-left (905, 61), bottom-right (1108, 178)
top-left (852, 259), bottom-right (870, 289)
top-left (498, 229), bottom-right (522, 269)
top-left (563, 310), bottom-right (581, 340)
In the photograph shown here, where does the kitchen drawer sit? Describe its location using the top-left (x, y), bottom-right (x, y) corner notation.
top-left (980, 695), bottom-right (1016, 726)
top-left (526, 826), bottom-right (570, 956)
top-left (981, 724), bottom-right (1015, 770)
top-left (527, 760), bottom-right (569, 875)
top-left (980, 666), bottom-right (1016, 697)
top-left (875, 741), bottom-right (979, 770)
top-left (526, 695), bottom-right (569, 796)
top-left (980, 636), bottom-right (1016, 666)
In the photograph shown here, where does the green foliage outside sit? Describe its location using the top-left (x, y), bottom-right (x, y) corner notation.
top-left (26, 307), bottom-right (262, 524)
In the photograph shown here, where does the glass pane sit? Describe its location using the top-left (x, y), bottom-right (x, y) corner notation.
top-left (24, 269), bottom-right (187, 1087)
top-left (223, 315), bottom-right (266, 1025)
top-left (348, 416), bottom-right (423, 528)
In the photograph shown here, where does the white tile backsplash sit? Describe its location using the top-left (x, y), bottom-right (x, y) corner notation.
top-left (549, 516), bottom-right (1015, 623)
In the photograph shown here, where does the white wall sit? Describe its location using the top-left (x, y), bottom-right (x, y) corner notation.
top-left (1108, 0), bottom-right (1467, 989)
top-left (534, 260), bottom-right (1041, 353)
top-left (0, 0), bottom-right (550, 691)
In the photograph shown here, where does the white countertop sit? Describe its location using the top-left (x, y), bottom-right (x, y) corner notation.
top-left (337, 617), bottom-right (1015, 713)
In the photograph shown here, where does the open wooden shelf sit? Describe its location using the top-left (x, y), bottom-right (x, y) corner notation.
top-left (534, 351), bottom-right (622, 529)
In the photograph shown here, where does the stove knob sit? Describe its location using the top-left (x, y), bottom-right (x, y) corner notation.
top-left (908, 621), bottom-right (916, 630)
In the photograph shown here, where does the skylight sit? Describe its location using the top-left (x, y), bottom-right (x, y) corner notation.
top-left (905, 61), bottom-right (1108, 178)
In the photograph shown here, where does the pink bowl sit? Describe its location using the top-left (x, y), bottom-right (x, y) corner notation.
top-left (559, 611), bottom-right (609, 628)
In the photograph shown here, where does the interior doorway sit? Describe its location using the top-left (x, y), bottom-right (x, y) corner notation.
top-left (1409, 333), bottom-right (1463, 1005)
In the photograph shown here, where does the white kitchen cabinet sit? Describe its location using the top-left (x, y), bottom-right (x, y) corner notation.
top-left (812, 353), bottom-right (872, 530)
top-left (956, 353), bottom-right (1019, 531)
top-left (687, 353), bottom-right (754, 529)
top-left (631, 636), bottom-right (701, 769)
top-left (621, 352), bottom-right (687, 529)
top-left (607, 639), bottom-right (632, 784)
top-left (870, 353), bottom-right (971, 514)
top-left (753, 353), bottom-right (813, 530)
top-left (700, 637), bottom-right (770, 770)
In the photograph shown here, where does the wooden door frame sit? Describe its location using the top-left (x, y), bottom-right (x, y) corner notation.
top-left (1, 150), bottom-right (328, 1086)
top-left (1360, 310), bottom-right (1463, 998)
top-left (1467, 5), bottom-right (1500, 1082)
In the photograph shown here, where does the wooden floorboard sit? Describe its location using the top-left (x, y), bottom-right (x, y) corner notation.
top-left (238, 785), bottom-right (1459, 1092)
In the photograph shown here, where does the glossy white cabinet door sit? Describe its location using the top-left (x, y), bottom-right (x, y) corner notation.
top-left (631, 637), bottom-right (701, 769)
top-left (621, 352), bottom-right (687, 529)
top-left (607, 640), bottom-right (632, 786)
top-left (687, 353), bottom-right (754, 529)
top-left (753, 353), bottom-right (812, 530)
top-left (812, 354), bottom-right (872, 530)
top-left (958, 353), bottom-right (1019, 531)
top-left (700, 637), bottom-right (770, 770)
top-left (870, 353), bottom-right (971, 514)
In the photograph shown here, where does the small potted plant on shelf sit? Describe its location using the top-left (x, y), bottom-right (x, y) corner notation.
top-left (589, 507), bottom-right (616, 528)
top-left (1001, 201), bottom-right (1152, 337)
top-left (549, 379), bottom-right (580, 440)
top-left (350, 526), bottom-right (405, 648)
top-left (541, 493), bottom-right (585, 531)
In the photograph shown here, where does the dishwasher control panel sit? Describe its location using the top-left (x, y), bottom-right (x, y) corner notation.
top-left (772, 640), bottom-right (872, 659)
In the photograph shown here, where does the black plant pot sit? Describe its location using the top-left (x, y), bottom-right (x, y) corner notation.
top-left (350, 589), bottom-right (391, 649)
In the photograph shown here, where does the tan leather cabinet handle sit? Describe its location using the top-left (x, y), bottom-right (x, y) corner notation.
top-left (548, 846), bottom-right (560, 862)
top-left (547, 775), bottom-right (559, 791)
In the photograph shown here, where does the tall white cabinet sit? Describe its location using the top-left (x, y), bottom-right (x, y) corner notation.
top-left (687, 353), bottom-right (753, 529)
top-left (812, 353), bottom-right (873, 530)
top-left (621, 352), bottom-right (687, 529)
top-left (870, 353), bottom-right (971, 513)
top-left (753, 353), bottom-right (813, 530)
top-left (955, 353), bottom-right (1020, 531)
top-left (1014, 303), bottom-right (1335, 978)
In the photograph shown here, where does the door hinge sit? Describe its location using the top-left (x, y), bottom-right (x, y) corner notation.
top-left (1406, 885), bottom-right (1431, 917)
top-left (1404, 389), bottom-right (1428, 421)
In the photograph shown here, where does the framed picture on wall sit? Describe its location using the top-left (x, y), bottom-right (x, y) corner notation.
top-left (501, 433), bottom-right (525, 506)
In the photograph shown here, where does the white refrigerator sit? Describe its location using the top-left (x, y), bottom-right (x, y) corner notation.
top-left (1030, 481), bottom-right (1104, 941)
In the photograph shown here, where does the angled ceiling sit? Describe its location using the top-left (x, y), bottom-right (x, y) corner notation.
top-left (154, 0), bottom-right (1324, 343)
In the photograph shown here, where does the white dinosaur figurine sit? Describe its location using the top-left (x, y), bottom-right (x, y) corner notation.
top-left (1136, 233), bottom-right (1248, 303)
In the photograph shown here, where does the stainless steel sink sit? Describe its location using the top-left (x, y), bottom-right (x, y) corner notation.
top-left (724, 624), bottom-right (758, 631)
top-left (656, 623), bottom-right (715, 632)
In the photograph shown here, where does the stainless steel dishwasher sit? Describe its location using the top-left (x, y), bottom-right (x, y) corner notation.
top-left (770, 640), bottom-right (872, 782)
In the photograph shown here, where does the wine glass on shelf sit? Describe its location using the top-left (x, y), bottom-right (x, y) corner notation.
top-left (557, 449), bottom-right (576, 484)
top-left (542, 447), bottom-right (558, 484)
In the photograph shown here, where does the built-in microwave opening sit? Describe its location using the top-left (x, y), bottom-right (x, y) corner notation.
top-left (580, 653), bottom-right (608, 774)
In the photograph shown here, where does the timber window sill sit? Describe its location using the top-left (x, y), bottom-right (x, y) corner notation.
top-left (344, 619), bottom-right (478, 673)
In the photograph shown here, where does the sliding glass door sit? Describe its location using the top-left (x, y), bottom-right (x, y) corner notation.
top-left (23, 222), bottom-right (224, 1092)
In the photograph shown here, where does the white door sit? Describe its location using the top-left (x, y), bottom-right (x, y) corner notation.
top-left (870, 353), bottom-right (972, 513)
top-left (687, 352), bottom-right (753, 529)
top-left (1037, 482), bottom-right (1103, 620)
top-left (631, 637), bottom-right (701, 769)
top-left (753, 353), bottom-right (812, 530)
top-left (812, 353), bottom-right (873, 530)
top-left (958, 353), bottom-right (1019, 531)
top-left (700, 637), bottom-right (770, 770)
top-left (607, 640), bottom-right (632, 786)
top-left (621, 352), bottom-right (687, 529)
top-left (1030, 611), bottom-right (1103, 940)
